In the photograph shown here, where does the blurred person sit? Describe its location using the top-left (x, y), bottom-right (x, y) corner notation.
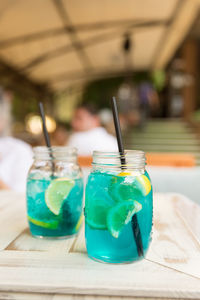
top-left (99, 108), bottom-right (115, 135)
top-left (67, 104), bottom-right (117, 156)
top-left (118, 82), bottom-right (141, 129)
top-left (0, 89), bottom-right (33, 192)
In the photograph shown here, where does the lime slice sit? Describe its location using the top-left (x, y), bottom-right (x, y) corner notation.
top-left (107, 200), bottom-right (142, 238)
top-left (28, 215), bottom-right (59, 229)
top-left (85, 201), bottom-right (111, 230)
top-left (45, 178), bottom-right (75, 215)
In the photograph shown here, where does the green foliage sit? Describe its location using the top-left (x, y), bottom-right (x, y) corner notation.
top-left (12, 93), bottom-right (39, 121)
top-left (81, 77), bottom-right (123, 109)
top-left (81, 72), bottom-right (153, 108)
top-left (151, 70), bottom-right (166, 91)
top-left (191, 109), bottom-right (200, 121)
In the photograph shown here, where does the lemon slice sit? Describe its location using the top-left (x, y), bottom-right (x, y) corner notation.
top-left (45, 178), bottom-right (75, 215)
top-left (28, 215), bottom-right (59, 229)
top-left (107, 200), bottom-right (142, 238)
top-left (118, 172), bottom-right (151, 196)
top-left (118, 171), bottom-right (137, 177)
top-left (137, 175), bottom-right (151, 196)
top-left (75, 214), bottom-right (83, 232)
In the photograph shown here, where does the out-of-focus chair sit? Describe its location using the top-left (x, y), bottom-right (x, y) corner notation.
top-left (146, 153), bottom-right (196, 167)
top-left (78, 156), bottom-right (92, 168)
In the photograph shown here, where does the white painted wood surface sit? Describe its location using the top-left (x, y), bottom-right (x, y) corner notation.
top-left (0, 191), bottom-right (199, 300)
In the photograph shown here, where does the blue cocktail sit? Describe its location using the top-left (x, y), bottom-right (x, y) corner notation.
top-left (85, 151), bottom-right (153, 263)
top-left (26, 146), bottom-right (83, 238)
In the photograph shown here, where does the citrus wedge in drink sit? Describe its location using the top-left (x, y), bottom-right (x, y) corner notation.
top-left (85, 200), bottom-right (111, 230)
top-left (107, 200), bottom-right (142, 238)
top-left (110, 172), bottom-right (151, 202)
top-left (75, 214), bottom-right (83, 232)
top-left (136, 174), bottom-right (151, 196)
top-left (119, 172), bottom-right (151, 196)
top-left (45, 177), bottom-right (75, 215)
top-left (28, 215), bottom-right (59, 229)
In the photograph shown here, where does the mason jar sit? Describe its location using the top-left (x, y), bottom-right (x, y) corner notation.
top-left (26, 146), bottom-right (84, 239)
top-left (85, 150), bottom-right (153, 263)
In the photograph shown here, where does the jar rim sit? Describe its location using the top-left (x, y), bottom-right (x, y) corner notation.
top-left (92, 149), bottom-right (146, 169)
top-left (93, 149), bottom-right (145, 157)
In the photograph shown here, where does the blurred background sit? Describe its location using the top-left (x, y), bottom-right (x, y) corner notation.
top-left (1, 0), bottom-right (200, 201)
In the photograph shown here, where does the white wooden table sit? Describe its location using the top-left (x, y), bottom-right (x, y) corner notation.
top-left (0, 191), bottom-right (199, 300)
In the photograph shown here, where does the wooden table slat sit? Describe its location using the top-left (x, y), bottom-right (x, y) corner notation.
top-left (0, 191), bottom-right (199, 299)
top-left (7, 228), bottom-right (76, 252)
top-left (146, 194), bottom-right (200, 279)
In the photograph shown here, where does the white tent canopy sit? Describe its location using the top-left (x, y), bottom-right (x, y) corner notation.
top-left (0, 0), bottom-right (198, 94)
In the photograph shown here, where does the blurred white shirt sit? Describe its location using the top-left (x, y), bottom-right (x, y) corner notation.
top-left (67, 127), bottom-right (117, 156)
top-left (0, 137), bottom-right (33, 192)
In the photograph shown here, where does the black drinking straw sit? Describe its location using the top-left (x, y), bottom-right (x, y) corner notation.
top-left (39, 102), bottom-right (55, 174)
top-left (111, 97), bottom-right (143, 257)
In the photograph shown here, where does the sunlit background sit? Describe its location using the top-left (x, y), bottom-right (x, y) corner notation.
top-left (1, 0), bottom-right (200, 173)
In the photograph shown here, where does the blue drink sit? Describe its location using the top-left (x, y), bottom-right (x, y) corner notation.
top-left (85, 165), bottom-right (153, 263)
top-left (27, 176), bottom-right (83, 238)
top-left (26, 146), bottom-right (83, 238)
